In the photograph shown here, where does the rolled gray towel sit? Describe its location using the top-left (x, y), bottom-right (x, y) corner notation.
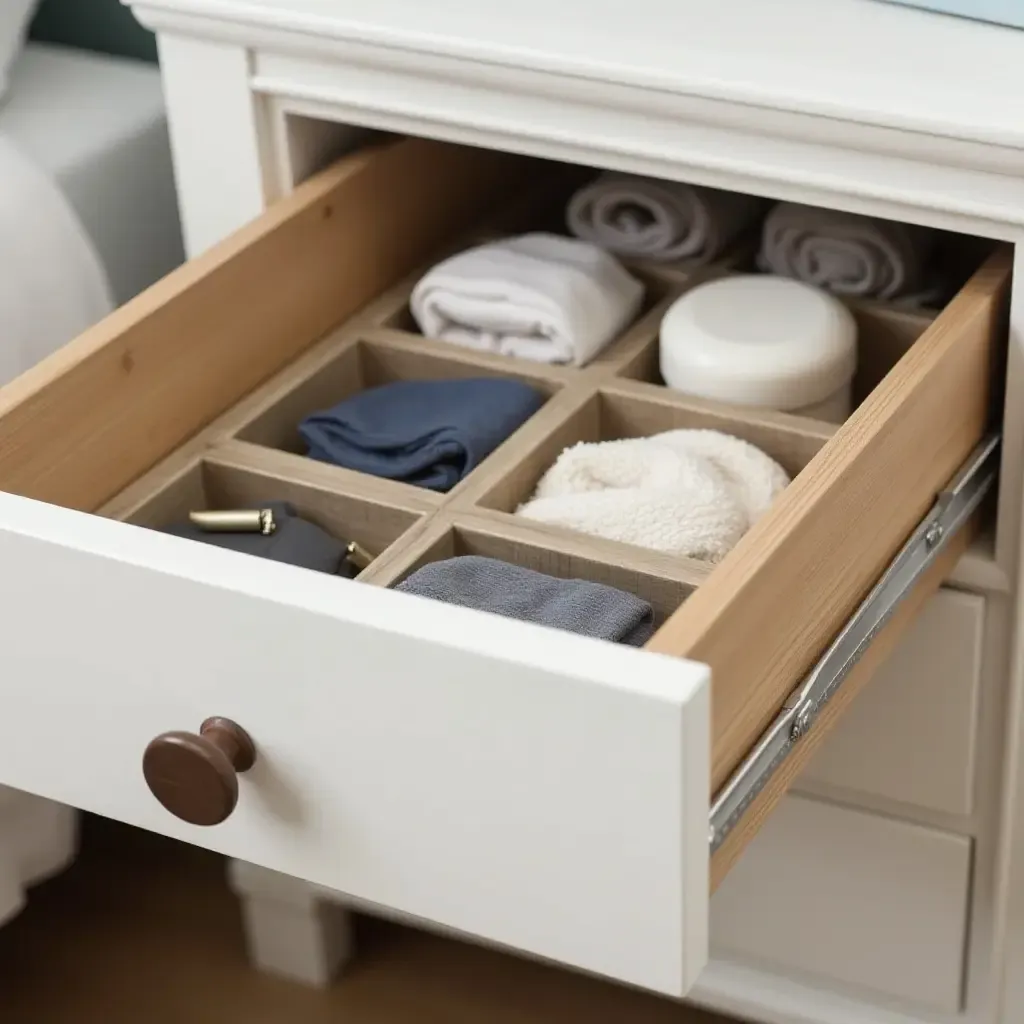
top-left (758, 202), bottom-right (939, 302)
top-left (396, 555), bottom-right (655, 647)
top-left (566, 171), bottom-right (768, 264)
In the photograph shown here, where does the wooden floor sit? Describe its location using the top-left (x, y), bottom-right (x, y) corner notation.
top-left (0, 815), bottom-right (735, 1023)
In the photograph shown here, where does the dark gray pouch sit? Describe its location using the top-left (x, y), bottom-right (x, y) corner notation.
top-left (160, 501), bottom-right (356, 577)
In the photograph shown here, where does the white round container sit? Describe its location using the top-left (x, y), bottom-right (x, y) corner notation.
top-left (658, 275), bottom-right (859, 422)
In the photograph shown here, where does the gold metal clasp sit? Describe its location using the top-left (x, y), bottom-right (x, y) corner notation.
top-left (345, 540), bottom-right (373, 571)
top-left (189, 509), bottom-right (277, 535)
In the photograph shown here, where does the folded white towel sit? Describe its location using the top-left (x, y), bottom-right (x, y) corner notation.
top-left (516, 429), bottom-right (790, 563)
top-left (566, 171), bottom-right (768, 264)
top-left (758, 202), bottom-right (939, 303)
top-left (409, 233), bottom-right (644, 367)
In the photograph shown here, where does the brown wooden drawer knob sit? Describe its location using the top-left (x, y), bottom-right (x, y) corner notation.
top-left (142, 717), bottom-right (256, 826)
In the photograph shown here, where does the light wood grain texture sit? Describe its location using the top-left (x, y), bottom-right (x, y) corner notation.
top-left (363, 327), bottom-right (579, 386)
top-left (616, 278), bottom-right (935, 403)
top-left (368, 511), bottom-right (703, 623)
top-left (0, 477), bottom-right (710, 996)
top-left (709, 530), bottom-right (970, 887)
top-left (846, 302), bottom-right (936, 404)
top-left (115, 453), bottom-right (430, 573)
top-left (466, 386), bottom-right (834, 518)
top-left (0, 136), bottom-right (539, 512)
top-left (648, 247), bottom-right (1010, 801)
top-left (209, 440), bottom-right (440, 512)
top-left (379, 257), bottom-right (684, 376)
top-left (235, 333), bottom-right (567, 454)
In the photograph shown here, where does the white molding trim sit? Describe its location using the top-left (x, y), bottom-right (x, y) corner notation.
top-left (127, 0), bottom-right (1024, 154)
top-left (128, 5), bottom-right (1024, 234)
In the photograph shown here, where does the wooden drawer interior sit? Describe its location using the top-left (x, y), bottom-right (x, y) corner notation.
top-left (0, 135), bottom-right (1010, 889)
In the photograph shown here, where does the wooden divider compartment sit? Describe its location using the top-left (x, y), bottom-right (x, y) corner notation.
top-left (371, 166), bottom-right (763, 376)
top-left (614, 282), bottom-right (941, 412)
top-left (461, 385), bottom-right (834, 526)
top-left (106, 453), bottom-right (429, 580)
top-left (378, 255), bottom-right (693, 370)
top-left (91, 158), bottom-right (997, 641)
top-left (233, 332), bottom-right (565, 469)
top-left (73, 137), bottom-right (1006, 895)
top-left (368, 513), bottom-right (699, 630)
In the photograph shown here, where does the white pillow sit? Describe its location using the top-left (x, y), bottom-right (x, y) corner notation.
top-left (0, 0), bottom-right (38, 101)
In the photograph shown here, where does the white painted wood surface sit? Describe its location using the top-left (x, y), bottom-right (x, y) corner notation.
top-left (0, 491), bottom-right (709, 995)
top-left (130, 0), bottom-right (1024, 153)
top-left (78, 3), bottom-right (1024, 1022)
top-left (800, 588), bottom-right (984, 817)
top-left (710, 795), bottom-right (973, 1014)
top-left (155, 34), bottom-right (273, 257)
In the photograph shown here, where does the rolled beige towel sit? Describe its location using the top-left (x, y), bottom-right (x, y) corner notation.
top-left (758, 202), bottom-right (939, 303)
top-left (566, 171), bottom-right (768, 264)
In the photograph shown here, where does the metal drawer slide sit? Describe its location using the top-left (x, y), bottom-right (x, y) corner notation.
top-left (710, 434), bottom-right (1001, 852)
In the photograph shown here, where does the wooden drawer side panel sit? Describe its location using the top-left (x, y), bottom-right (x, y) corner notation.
top-left (649, 248), bottom-right (1011, 797)
top-left (0, 138), bottom-right (536, 513)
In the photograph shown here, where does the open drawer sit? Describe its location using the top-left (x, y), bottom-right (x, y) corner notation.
top-left (0, 137), bottom-right (1008, 997)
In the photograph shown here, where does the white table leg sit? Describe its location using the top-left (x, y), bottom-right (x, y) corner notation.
top-left (227, 859), bottom-right (353, 988)
top-left (153, 34), bottom-right (276, 258)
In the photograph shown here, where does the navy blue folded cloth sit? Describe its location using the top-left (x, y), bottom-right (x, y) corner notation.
top-left (298, 377), bottom-right (545, 492)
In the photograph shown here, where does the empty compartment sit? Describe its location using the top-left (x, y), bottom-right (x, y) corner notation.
top-left (379, 516), bottom-right (700, 641)
top-left (232, 334), bottom-right (561, 496)
top-left (115, 456), bottom-right (426, 579)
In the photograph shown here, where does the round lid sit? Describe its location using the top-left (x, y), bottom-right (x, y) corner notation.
top-left (659, 276), bottom-right (858, 411)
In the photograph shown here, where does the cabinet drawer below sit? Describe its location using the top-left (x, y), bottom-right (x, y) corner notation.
top-left (800, 587), bottom-right (984, 817)
top-left (711, 795), bottom-right (972, 1013)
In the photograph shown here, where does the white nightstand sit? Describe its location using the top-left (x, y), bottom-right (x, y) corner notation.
top-left (0, 2), bottom-right (1017, 1022)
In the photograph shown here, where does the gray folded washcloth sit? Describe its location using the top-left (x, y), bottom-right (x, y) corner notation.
top-left (395, 555), bottom-right (655, 647)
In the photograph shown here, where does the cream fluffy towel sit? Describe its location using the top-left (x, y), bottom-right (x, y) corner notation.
top-left (516, 429), bottom-right (790, 562)
top-left (410, 233), bottom-right (644, 367)
top-left (567, 171), bottom-right (768, 264)
top-left (758, 202), bottom-right (938, 303)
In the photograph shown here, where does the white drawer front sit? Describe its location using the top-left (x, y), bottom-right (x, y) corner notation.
top-left (800, 588), bottom-right (984, 816)
top-left (710, 795), bottom-right (972, 1013)
top-left (0, 494), bottom-right (709, 997)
